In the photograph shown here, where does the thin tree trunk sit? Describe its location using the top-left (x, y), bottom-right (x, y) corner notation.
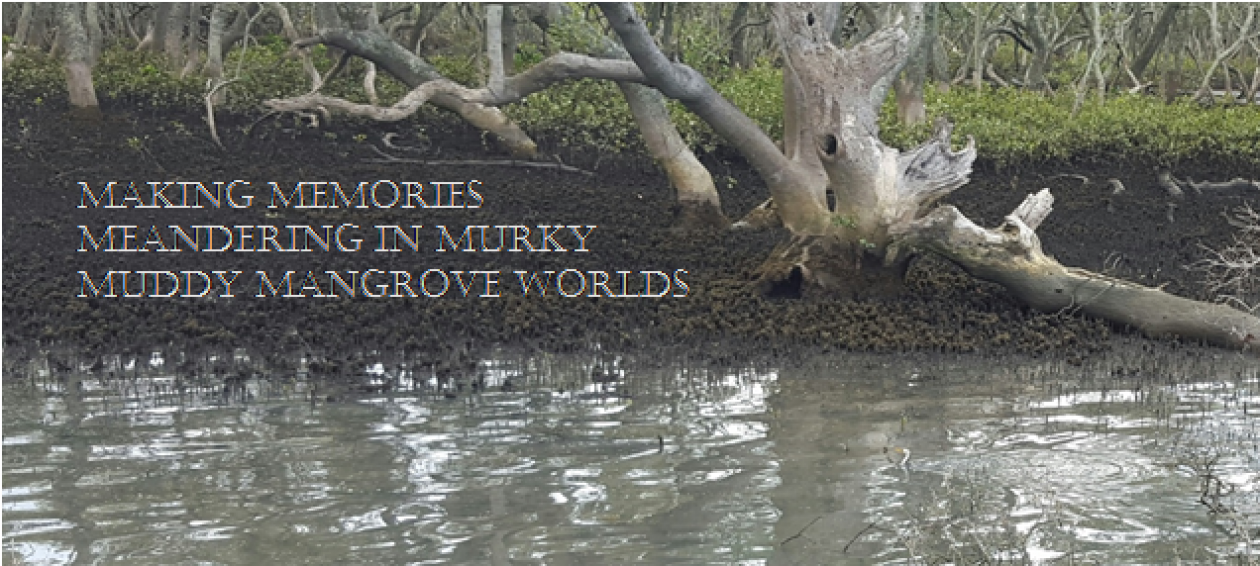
top-left (117, 3), bottom-right (140, 43)
top-left (660, 3), bottom-right (678, 61)
top-left (486, 4), bottom-right (505, 94)
top-left (1194, 5), bottom-right (1257, 103)
top-left (3, 2), bottom-right (35, 66)
top-left (1072, 2), bottom-right (1107, 116)
top-left (728, 2), bottom-right (753, 68)
top-left (1021, 2), bottom-right (1052, 90)
top-left (501, 6), bottom-right (517, 75)
top-left (1248, 54), bottom-right (1260, 103)
top-left (137, 0), bottom-right (171, 52)
top-left (408, 3), bottom-right (446, 55)
top-left (645, 3), bottom-right (663, 37)
top-left (82, 2), bottom-right (101, 64)
top-left (58, 2), bottom-right (100, 116)
top-left (971, 5), bottom-right (985, 90)
top-left (203, 3), bottom-right (228, 80)
top-left (895, 3), bottom-right (931, 125)
top-left (363, 62), bottom-right (379, 105)
top-left (27, 3), bottom-right (51, 52)
top-left (163, 2), bottom-right (186, 68)
top-left (180, 3), bottom-right (201, 78)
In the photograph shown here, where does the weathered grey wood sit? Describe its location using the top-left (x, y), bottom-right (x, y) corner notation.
top-left (525, 3), bottom-right (722, 218)
top-left (264, 54), bottom-right (647, 116)
top-left (486, 4), bottom-right (506, 95)
top-left (1157, 169), bottom-right (1186, 198)
top-left (894, 190), bottom-right (1260, 353)
top-left (1188, 178), bottom-right (1260, 192)
top-left (1195, 5), bottom-right (1258, 103)
top-left (287, 6), bottom-right (538, 157)
top-left (600, 3), bottom-right (825, 232)
top-left (58, 3), bottom-right (99, 114)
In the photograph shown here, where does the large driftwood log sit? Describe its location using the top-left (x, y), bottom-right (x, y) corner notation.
top-left (894, 190), bottom-right (1260, 353)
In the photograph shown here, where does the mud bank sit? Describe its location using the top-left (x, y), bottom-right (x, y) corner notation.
top-left (3, 103), bottom-right (1256, 363)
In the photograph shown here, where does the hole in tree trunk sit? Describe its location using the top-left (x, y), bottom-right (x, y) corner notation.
top-left (821, 134), bottom-right (838, 156)
top-left (766, 266), bottom-right (804, 299)
top-left (826, 188), bottom-right (836, 212)
top-left (806, 12), bottom-right (816, 26)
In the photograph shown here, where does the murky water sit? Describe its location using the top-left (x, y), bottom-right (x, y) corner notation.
top-left (4, 344), bottom-right (1258, 565)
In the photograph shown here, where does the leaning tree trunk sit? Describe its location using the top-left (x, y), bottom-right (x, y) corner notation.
top-left (220, 3), bottom-right (259, 58)
top-left (531, 2), bottom-right (725, 228)
top-left (895, 190), bottom-right (1260, 353)
top-left (618, 81), bottom-right (726, 229)
top-left (1130, 2), bottom-right (1181, 80)
top-left (1193, 5), bottom-right (1257, 103)
top-left (58, 2), bottom-right (100, 117)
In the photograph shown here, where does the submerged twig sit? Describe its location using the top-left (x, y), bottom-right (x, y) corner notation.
top-left (780, 514), bottom-right (824, 547)
top-left (843, 521), bottom-right (881, 553)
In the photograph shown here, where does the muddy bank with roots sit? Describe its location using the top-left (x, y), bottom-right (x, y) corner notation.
top-left (3, 103), bottom-right (1256, 365)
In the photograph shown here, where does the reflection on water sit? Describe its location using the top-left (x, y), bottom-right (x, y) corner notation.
top-left (3, 344), bottom-right (1257, 564)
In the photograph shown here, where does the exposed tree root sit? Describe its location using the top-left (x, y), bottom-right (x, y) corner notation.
top-left (671, 200), bottom-right (730, 233)
top-left (753, 235), bottom-right (909, 301)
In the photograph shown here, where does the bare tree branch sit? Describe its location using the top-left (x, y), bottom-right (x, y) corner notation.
top-left (264, 52), bottom-right (648, 120)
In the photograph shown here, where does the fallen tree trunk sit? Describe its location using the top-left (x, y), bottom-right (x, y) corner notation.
top-left (894, 189), bottom-right (1260, 353)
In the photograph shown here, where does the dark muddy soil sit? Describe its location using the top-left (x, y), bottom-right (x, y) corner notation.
top-left (3, 102), bottom-right (1257, 365)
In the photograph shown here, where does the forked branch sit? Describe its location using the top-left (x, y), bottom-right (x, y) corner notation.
top-left (264, 53), bottom-right (646, 120)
